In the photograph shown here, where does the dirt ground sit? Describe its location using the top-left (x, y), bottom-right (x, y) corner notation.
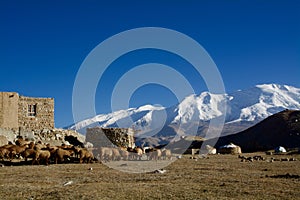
top-left (0, 153), bottom-right (299, 200)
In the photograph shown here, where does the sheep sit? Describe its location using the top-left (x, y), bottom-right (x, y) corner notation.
top-left (15, 137), bottom-right (31, 146)
top-left (45, 144), bottom-right (59, 162)
top-left (162, 149), bottom-right (172, 160)
top-left (99, 147), bottom-right (113, 162)
top-left (61, 144), bottom-right (74, 149)
top-left (79, 148), bottom-right (94, 164)
top-left (28, 142), bottom-right (35, 149)
top-left (119, 147), bottom-right (129, 161)
top-left (72, 146), bottom-right (82, 160)
top-left (34, 141), bottom-right (47, 150)
top-left (54, 148), bottom-right (74, 164)
top-left (32, 149), bottom-right (51, 165)
top-left (205, 145), bottom-right (217, 155)
top-left (149, 149), bottom-right (162, 160)
top-left (0, 146), bottom-right (10, 161)
top-left (0, 143), bottom-right (15, 160)
top-left (22, 148), bottom-right (37, 162)
top-left (111, 148), bottom-right (121, 161)
top-left (144, 147), bottom-right (154, 160)
top-left (126, 147), bottom-right (140, 160)
top-left (7, 144), bottom-right (28, 160)
top-left (134, 147), bottom-right (143, 160)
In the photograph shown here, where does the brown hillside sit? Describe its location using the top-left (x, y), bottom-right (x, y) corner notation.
top-left (205, 110), bottom-right (300, 152)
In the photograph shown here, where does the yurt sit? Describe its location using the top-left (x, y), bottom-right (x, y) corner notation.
top-left (218, 143), bottom-right (242, 154)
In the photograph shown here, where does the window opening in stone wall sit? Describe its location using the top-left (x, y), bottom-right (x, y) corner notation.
top-left (28, 104), bottom-right (37, 117)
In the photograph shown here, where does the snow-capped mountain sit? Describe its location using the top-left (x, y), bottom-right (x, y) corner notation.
top-left (69, 84), bottom-right (300, 141)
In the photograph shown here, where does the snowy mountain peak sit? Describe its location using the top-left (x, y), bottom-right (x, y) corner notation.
top-left (136, 104), bottom-right (165, 112)
top-left (256, 83), bottom-right (299, 93)
top-left (69, 84), bottom-right (300, 136)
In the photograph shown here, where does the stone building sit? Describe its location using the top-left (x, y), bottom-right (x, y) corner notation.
top-left (86, 127), bottom-right (135, 148)
top-left (0, 92), bottom-right (54, 132)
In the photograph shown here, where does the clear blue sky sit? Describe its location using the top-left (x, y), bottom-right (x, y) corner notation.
top-left (0, 1), bottom-right (299, 127)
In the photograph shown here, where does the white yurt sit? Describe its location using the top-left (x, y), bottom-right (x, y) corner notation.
top-left (274, 146), bottom-right (287, 153)
top-left (218, 143), bottom-right (242, 154)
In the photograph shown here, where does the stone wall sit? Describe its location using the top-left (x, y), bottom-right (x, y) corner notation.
top-left (18, 96), bottom-right (54, 132)
top-left (0, 127), bottom-right (85, 147)
top-left (86, 127), bottom-right (135, 148)
top-left (0, 92), bottom-right (19, 130)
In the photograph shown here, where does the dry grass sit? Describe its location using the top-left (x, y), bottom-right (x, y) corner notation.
top-left (0, 153), bottom-right (299, 200)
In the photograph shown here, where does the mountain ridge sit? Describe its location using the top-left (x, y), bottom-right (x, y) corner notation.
top-left (68, 83), bottom-right (300, 144)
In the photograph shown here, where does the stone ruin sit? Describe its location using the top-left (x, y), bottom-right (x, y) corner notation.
top-left (86, 127), bottom-right (135, 148)
top-left (0, 127), bottom-right (85, 147)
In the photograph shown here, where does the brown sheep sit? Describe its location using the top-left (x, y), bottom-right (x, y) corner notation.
top-left (111, 148), bottom-right (121, 161)
top-left (7, 144), bottom-right (28, 160)
top-left (162, 149), bottom-right (172, 160)
top-left (149, 149), bottom-right (162, 160)
top-left (99, 147), bottom-right (113, 162)
top-left (0, 146), bottom-right (10, 161)
top-left (72, 146), bottom-right (81, 159)
top-left (15, 137), bottom-right (31, 146)
top-left (22, 149), bottom-right (37, 162)
top-left (60, 144), bottom-right (74, 149)
top-left (34, 141), bottom-right (47, 150)
top-left (21, 141), bottom-right (37, 162)
top-left (143, 147), bottom-right (154, 160)
top-left (28, 142), bottom-right (35, 149)
top-left (79, 148), bottom-right (94, 164)
top-left (134, 147), bottom-right (143, 160)
top-left (32, 150), bottom-right (51, 165)
top-left (119, 147), bottom-right (129, 160)
top-left (46, 145), bottom-right (59, 162)
top-left (54, 148), bottom-right (74, 164)
top-left (127, 147), bottom-right (138, 160)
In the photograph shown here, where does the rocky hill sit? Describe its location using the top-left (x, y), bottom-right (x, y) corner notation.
top-left (204, 109), bottom-right (300, 152)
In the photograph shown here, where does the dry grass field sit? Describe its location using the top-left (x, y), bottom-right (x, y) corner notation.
top-left (0, 153), bottom-right (299, 200)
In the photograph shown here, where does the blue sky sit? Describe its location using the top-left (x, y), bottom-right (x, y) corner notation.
top-left (0, 1), bottom-right (299, 127)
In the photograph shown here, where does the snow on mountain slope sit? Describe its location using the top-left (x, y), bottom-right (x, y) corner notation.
top-left (172, 92), bottom-right (227, 124)
top-left (228, 84), bottom-right (300, 122)
top-left (69, 84), bottom-right (300, 135)
top-left (71, 105), bottom-right (166, 133)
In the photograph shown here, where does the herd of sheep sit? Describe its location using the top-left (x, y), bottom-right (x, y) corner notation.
top-left (0, 137), bottom-right (172, 166)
